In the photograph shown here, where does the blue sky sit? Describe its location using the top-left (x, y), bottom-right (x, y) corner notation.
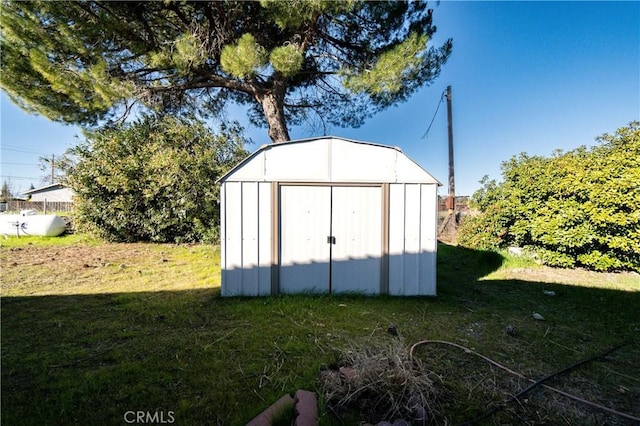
top-left (1, 1), bottom-right (639, 196)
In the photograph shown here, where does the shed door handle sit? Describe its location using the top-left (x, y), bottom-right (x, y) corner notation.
top-left (327, 236), bottom-right (336, 244)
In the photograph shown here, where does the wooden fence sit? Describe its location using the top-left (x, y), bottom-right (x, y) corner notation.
top-left (3, 200), bottom-right (74, 214)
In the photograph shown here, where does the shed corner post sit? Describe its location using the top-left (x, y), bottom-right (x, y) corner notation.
top-left (219, 182), bottom-right (227, 297)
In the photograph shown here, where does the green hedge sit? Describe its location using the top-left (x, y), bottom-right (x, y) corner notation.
top-left (458, 122), bottom-right (640, 272)
top-left (68, 116), bottom-right (249, 243)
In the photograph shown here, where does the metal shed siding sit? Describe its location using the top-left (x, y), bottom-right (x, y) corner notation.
top-left (330, 141), bottom-right (396, 182)
top-left (221, 181), bottom-right (272, 296)
top-left (219, 137), bottom-right (439, 297)
top-left (388, 183), bottom-right (437, 295)
top-left (419, 184), bottom-right (438, 295)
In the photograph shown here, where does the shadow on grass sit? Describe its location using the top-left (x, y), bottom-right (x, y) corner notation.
top-left (437, 242), bottom-right (505, 282)
top-left (2, 243), bottom-right (638, 425)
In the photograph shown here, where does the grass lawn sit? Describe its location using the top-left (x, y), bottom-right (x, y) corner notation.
top-left (1, 235), bottom-right (639, 425)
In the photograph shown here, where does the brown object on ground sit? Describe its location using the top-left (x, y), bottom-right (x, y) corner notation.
top-left (246, 394), bottom-right (295, 426)
top-left (294, 390), bottom-right (318, 426)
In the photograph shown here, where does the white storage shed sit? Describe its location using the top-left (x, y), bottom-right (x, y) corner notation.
top-left (218, 136), bottom-right (441, 297)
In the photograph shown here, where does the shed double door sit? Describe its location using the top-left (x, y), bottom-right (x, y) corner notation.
top-left (279, 185), bottom-right (383, 294)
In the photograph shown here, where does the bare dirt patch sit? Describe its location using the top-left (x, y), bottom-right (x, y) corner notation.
top-left (1, 242), bottom-right (219, 296)
top-left (5, 243), bottom-right (142, 269)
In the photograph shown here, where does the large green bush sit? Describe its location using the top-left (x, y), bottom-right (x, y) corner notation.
top-left (67, 116), bottom-right (249, 243)
top-left (458, 122), bottom-right (640, 272)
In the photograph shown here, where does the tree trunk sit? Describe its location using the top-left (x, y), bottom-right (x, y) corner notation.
top-left (257, 83), bottom-right (290, 143)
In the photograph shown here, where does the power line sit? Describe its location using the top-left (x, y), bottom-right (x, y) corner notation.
top-left (1, 144), bottom-right (51, 156)
top-left (1, 162), bottom-right (40, 166)
top-left (420, 89), bottom-right (446, 140)
top-left (2, 143), bottom-right (49, 151)
top-left (0, 175), bottom-right (40, 181)
top-left (1, 146), bottom-right (51, 156)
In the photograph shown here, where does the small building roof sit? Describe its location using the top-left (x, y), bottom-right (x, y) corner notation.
top-left (218, 136), bottom-right (441, 185)
top-left (22, 183), bottom-right (68, 195)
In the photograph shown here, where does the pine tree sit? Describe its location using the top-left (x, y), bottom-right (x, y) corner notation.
top-left (1, 181), bottom-right (12, 202)
top-left (1, 1), bottom-right (452, 142)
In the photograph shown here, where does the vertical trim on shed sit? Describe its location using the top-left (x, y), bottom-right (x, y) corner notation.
top-left (388, 183), bottom-right (406, 295)
top-left (381, 183), bottom-right (390, 294)
top-left (271, 181), bottom-right (280, 295)
top-left (327, 186), bottom-right (334, 293)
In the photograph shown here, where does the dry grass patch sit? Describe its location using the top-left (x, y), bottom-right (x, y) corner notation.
top-left (321, 338), bottom-right (444, 424)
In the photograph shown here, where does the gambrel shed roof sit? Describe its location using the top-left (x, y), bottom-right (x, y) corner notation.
top-left (218, 136), bottom-right (441, 184)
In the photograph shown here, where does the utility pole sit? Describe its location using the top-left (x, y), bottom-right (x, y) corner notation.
top-left (446, 85), bottom-right (455, 216)
top-left (50, 154), bottom-right (55, 184)
top-left (438, 85), bottom-right (457, 238)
